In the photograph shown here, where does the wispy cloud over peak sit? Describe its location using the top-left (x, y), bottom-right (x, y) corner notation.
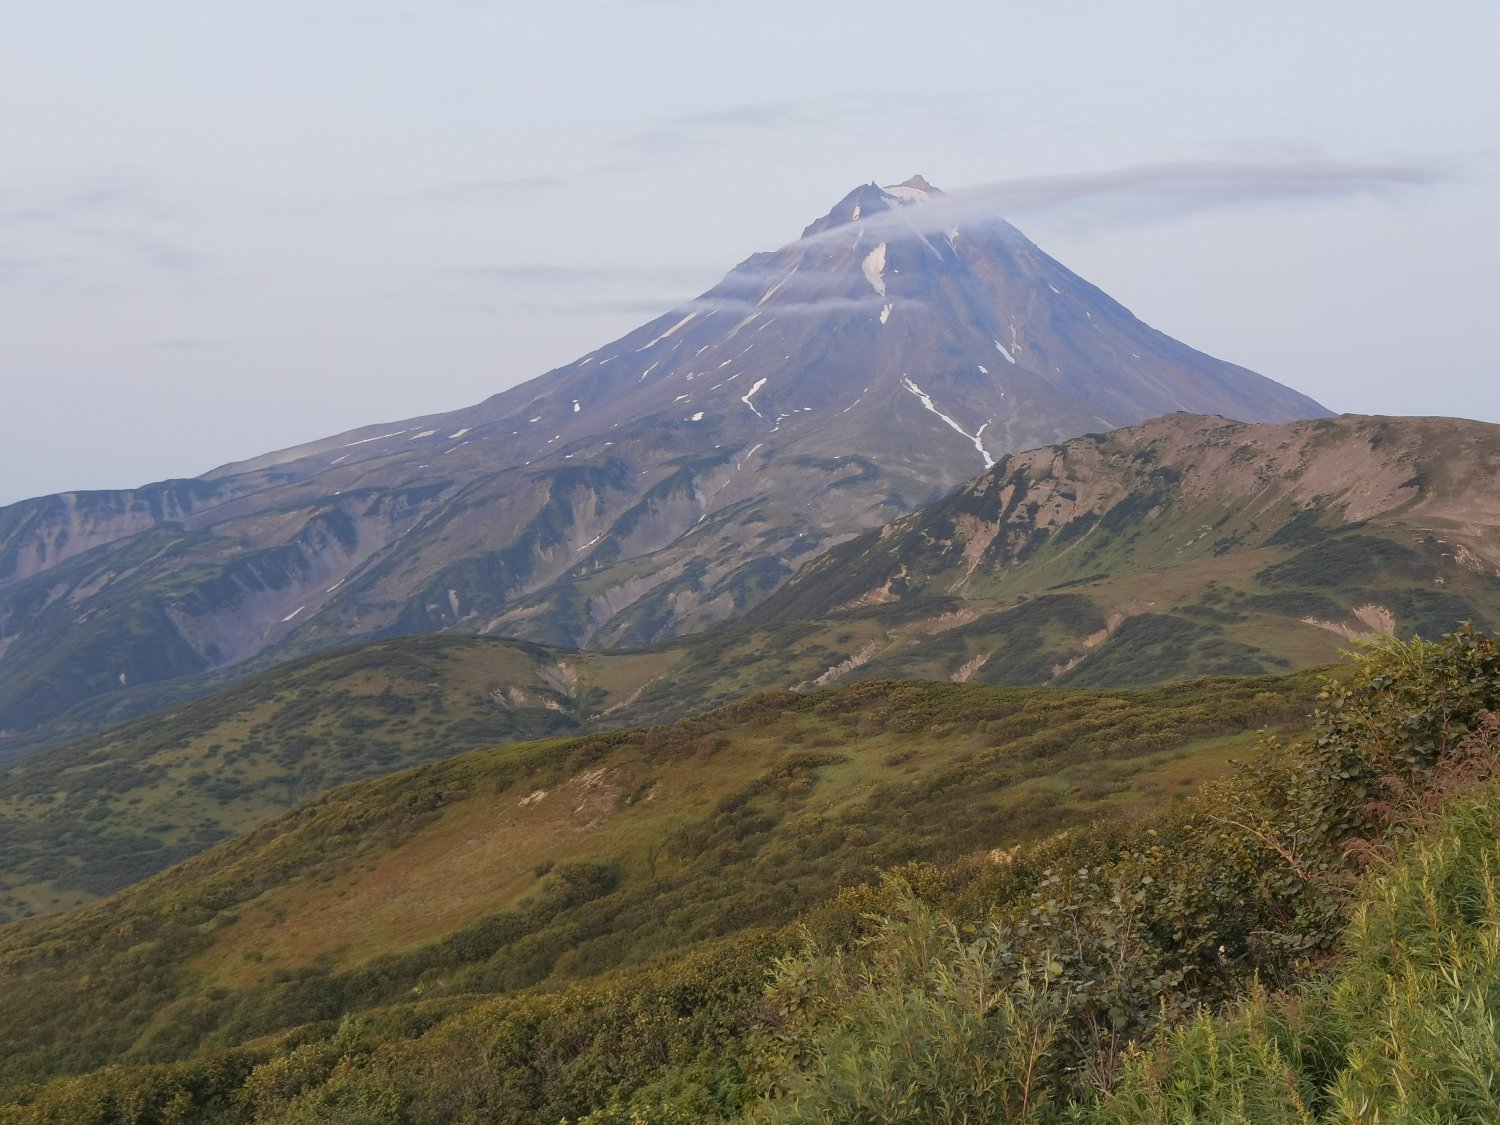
top-left (792, 159), bottom-right (1445, 249)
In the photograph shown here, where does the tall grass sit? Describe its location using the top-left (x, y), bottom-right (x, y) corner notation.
top-left (1091, 789), bottom-right (1500, 1123)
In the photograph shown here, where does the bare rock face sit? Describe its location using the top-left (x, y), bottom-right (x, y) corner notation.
top-left (0, 178), bottom-right (1329, 746)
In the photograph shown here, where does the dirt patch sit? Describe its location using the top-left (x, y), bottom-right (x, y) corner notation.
top-left (950, 654), bottom-right (989, 683)
top-left (1303, 602), bottom-right (1396, 641)
top-left (806, 642), bottom-right (878, 688)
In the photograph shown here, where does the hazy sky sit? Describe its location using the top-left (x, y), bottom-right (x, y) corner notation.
top-left (3, 0), bottom-right (1496, 507)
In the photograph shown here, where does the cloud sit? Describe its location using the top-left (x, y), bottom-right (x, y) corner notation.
top-left (143, 337), bottom-right (222, 352)
top-left (455, 262), bottom-right (717, 288)
top-left (446, 159), bottom-right (1443, 323)
top-left (0, 178), bottom-right (178, 229)
top-left (60, 180), bottom-right (176, 220)
top-left (0, 205), bottom-right (57, 228)
top-left (404, 177), bottom-right (563, 204)
top-left (614, 101), bottom-right (809, 158)
top-left (514, 293), bottom-right (894, 319)
top-left (521, 297), bottom-right (694, 317)
top-left (680, 295), bottom-right (891, 317)
top-left (0, 177), bottom-right (207, 290)
top-left (795, 159), bottom-right (1444, 248)
top-left (0, 255), bottom-right (35, 284)
top-left (977, 159), bottom-right (1439, 215)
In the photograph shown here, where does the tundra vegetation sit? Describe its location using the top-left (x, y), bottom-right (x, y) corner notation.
top-left (0, 628), bottom-right (1497, 1122)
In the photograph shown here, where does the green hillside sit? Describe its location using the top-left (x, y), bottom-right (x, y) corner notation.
top-left (0, 634), bottom-right (673, 922)
top-left (0, 670), bottom-right (1318, 1107)
top-left (1, 628), bottom-right (1496, 1123)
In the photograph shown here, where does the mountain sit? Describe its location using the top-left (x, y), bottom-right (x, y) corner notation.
top-left (741, 412), bottom-right (1500, 687)
top-left (0, 177), bottom-right (1329, 750)
top-left (12, 410), bottom-right (1498, 922)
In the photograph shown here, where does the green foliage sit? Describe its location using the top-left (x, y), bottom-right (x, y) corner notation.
top-left (0, 669), bottom-right (1319, 1116)
top-left (750, 886), bottom-right (1066, 1124)
top-left (7, 628), bottom-right (1500, 1122)
top-left (1058, 613), bottom-right (1275, 687)
top-left (1262, 507), bottom-right (1327, 548)
top-left (745, 626), bottom-right (1500, 1121)
top-left (1093, 759), bottom-right (1500, 1123)
top-left (0, 634), bottom-right (598, 921)
top-left (1255, 535), bottom-right (1429, 589)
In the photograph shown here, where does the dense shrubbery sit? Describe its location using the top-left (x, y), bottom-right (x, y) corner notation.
top-left (735, 628), bottom-right (1500, 1122)
top-left (3, 629), bottom-right (1498, 1122)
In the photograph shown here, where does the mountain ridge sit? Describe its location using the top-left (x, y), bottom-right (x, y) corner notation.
top-left (0, 177), bottom-right (1328, 749)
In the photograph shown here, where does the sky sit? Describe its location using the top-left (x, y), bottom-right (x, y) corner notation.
top-left (2, 0), bottom-right (1496, 507)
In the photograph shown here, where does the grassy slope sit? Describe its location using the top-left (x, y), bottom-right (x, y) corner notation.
top-left (0, 672), bottom-right (1318, 1098)
top-left (0, 634), bottom-right (671, 922)
top-left (0, 563), bottom-right (1332, 931)
top-left (4, 630), bottom-right (1498, 1124)
top-left (727, 522), bottom-right (1500, 699)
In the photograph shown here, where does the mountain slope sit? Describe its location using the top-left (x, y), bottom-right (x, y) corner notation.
top-left (736, 412), bottom-right (1500, 689)
top-left (0, 177), bottom-right (1328, 749)
top-left (2, 631), bottom-right (1495, 1123)
top-left (0, 671), bottom-right (1319, 1100)
top-left (7, 412), bottom-right (1494, 923)
top-left (0, 634), bottom-right (675, 922)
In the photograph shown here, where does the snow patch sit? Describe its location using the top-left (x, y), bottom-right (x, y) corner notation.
top-left (901, 376), bottom-right (995, 470)
top-left (281, 605), bottom-right (306, 622)
top-left (994, 340), bottom-right (1017, 365)
top-left (343, 429), bottom-right (407, 448)
top-left (757, 267), bottom-right (797, 307)
top-left (880, 303), bottom-right (892, 324)
top-left (977, 365), bottom-right (988, 374)
top-left (861, 243), bottom-right (887, 297)
top-left (690, 411), bottom-right (705, 421)
top-left (572, 400), bottom-right (581, 413)
top-left (741, 377), bottom-right (769, 419)
top-left (638, 311), bottom-right (696, 350)
top-left (447, 427), bottom-right (471, 439)
top-left (409, 429), bottom-right (437, 440)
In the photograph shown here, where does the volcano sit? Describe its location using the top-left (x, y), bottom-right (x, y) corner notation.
top-left (0, 176), bottom-right (1329, 747)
